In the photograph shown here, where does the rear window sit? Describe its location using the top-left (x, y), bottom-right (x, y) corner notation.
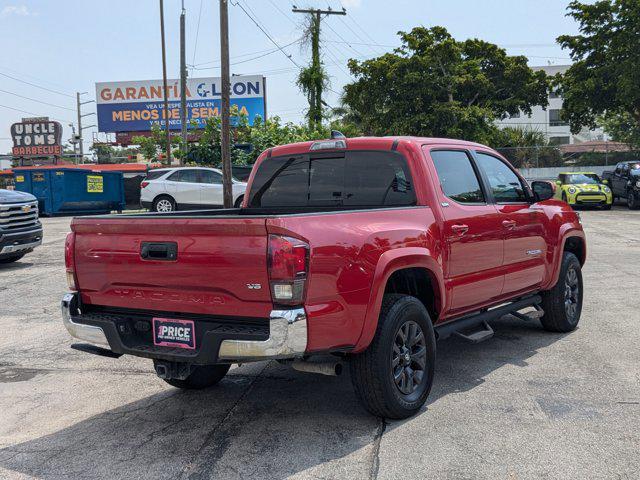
top-left (145, 170), bottom-right (168, 181)
top-left (248, 151), bottom-right (416, 208)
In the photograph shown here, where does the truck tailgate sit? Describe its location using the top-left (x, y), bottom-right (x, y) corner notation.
top-left (72, 216), bottom-right (273, 318)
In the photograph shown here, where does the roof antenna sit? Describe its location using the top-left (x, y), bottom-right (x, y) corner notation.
top-left (331, 130), bottom-right (346, 139)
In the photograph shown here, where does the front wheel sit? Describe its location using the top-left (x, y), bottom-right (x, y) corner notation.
top-left (628, 191), bottom-right (639, 210)
top-left (350, 294), bottom-right (436, 419)
top-left (155, 362), bottom-right (230, 389)
top-left (0, 253), bottom-right (26, 264)
top-left (540, 252), bottom-right (583, 332)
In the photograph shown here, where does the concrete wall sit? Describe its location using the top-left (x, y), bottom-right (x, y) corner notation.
top-left (520, 165), bottom-right (610, 180)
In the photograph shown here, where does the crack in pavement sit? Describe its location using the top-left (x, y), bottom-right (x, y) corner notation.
top-left (369, 417), bottom-right (386, 480)
top-left (177, 361), bottom-right (271, 480)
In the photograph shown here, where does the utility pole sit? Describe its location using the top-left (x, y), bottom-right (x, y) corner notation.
top-left (292, 7), bottom-right (346, 130)
top-left (159, 0), bottom-right (172, 166)
top-left (179, 0), bottom-right (188, 165)
top-left (219, 0), bottom-right (233, 208)
top-left (76, 92), bottom-right (95, 164)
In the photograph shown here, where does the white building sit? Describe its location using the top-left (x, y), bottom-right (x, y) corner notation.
top-left (495, 65), bottom-right (606, 145)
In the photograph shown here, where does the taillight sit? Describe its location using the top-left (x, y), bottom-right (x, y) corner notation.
top-left (140, 181), bottom-right (149, 189)
top-left (268, 234), bottom-right (309, 305)
top-left (65, 232), bottom-right (77, 291)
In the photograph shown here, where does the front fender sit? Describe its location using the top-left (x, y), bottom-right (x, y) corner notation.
top-left (543, 225), bottom-right (586, 290)
top-left (352, 248), bottom-right (444, 353)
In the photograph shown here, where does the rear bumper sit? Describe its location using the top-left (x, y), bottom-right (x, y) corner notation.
top-left (0, 227), bottom-right (43, 257)
top-left (140, 200), bottom-right (152, 210)
top-left (61, 292), bottom-right (308, 364)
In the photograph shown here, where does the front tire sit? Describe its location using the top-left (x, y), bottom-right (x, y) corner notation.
top-left (0, 253), bottom-right (26, 264)
top-left (540, 252), bottom-right (583, 333)
top-left (155, 362), bottom-right (230, 389)
top-left (234, 195), bottom-right (244, 208)
top-left (152, 195), bottom-right (176, 213)
top-left (350, 294), bottom-right (436, 419)
top-left (628, 191), bottom-right (639, 210)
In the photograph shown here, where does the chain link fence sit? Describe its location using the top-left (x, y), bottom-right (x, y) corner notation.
top-left (496, 146), bottom-right (640, 170)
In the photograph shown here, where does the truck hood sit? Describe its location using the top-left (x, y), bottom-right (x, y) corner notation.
top-left (0, 189), bottom-right (36, 204)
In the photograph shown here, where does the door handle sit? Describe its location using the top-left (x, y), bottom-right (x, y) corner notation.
top-left (451, 224), bottom-right (469, 235)
top-left (502, 220), bottom-right (517, 230)
top-left (141, 242), bottom-right (178, 261)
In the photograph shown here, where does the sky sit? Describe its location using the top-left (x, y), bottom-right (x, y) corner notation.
top-left (0, 0), bottom-right (584, 155)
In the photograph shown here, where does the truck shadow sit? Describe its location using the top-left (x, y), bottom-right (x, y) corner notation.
top-left (0, 315), bottom-right (564, 480)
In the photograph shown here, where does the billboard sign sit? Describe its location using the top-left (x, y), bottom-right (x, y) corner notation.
top-left (96, 75), bottom-right (266, 133)
top-left (10, 118), bottom-right (62, 157)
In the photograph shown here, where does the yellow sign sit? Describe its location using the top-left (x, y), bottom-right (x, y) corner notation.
top-left (15, 175), bottom-right (24, 182)
top-left (87, 175), bottom-right (104, 193)
top-left (56, 171), bottom-right (64, 176)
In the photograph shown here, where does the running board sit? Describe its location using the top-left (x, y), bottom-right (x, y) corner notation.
top-left (435, 295), bottom-right (542, 341)
top-left (71, 343), bottom-right (122, 359)
top-left (453, 321), bottom-right (494, 343)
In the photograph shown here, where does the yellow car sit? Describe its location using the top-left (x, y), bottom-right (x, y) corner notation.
top-left (555, 172), bottom-right (613, 209)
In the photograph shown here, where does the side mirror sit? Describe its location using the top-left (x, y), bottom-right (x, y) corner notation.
top-left (603, 179), bottom-right (609, 185)
top-left (531, 180), bottom-right (556, 202)
top-left (555, 180), bottom-right (562, 186)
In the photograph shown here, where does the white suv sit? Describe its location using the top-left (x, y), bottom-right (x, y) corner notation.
top-left (140, 167), bottom-right (247, 212)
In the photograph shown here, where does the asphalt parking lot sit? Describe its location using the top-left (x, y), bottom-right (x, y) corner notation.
top-left (0, 206), bottom-right (639, 480)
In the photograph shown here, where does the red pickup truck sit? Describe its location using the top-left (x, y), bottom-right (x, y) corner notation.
top-left (62, 136), bottom-right (586, 419)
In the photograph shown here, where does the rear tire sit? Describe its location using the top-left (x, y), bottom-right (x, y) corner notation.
top-left (350, 294), bottom-right (436, 419)
top-left (540, 252), bottom-right (583, 333)
top-left (156, 362), bottom-right (230, 389)
top-left (234, 195), bottom-right (244, 208)
top-left (628, 191), bottom-right (639, 210)
top-left (0, 253), bottom-right (26, 264)
top-left (152, 195), bottom-right (176, 213)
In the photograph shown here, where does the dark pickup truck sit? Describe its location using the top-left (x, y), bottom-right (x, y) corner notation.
top-left (0, 189), bottom-right (43, 264)
top-left (602, 161), bottom-right (640, 209)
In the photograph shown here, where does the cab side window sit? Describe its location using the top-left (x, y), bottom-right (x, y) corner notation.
top-left (475, 153), bottom-right (528, 203)
top-left (430, 150), bottom-right (485, 204)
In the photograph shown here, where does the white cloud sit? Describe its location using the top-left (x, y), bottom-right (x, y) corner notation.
top-left (340, 0), bottom-right (362, 9)
top-left (1, 5), bottom-right (31, 17)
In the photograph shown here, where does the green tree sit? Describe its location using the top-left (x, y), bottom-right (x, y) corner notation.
top-left (341, 26), bottom-right (549, 143)
top-left (132, 124), bottom-right (181, 161)
top-left (557, 1), bottom-right (640, 145)
top-left (297, 14), bottom-right (329, 130)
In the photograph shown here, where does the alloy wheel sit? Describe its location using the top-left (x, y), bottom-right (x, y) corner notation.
top-left (156, 199), bottom-right (173, 212)
top-left (564, 266), bottom-right (580, 321)
top-left (391, 320), bottom-right (427, 395)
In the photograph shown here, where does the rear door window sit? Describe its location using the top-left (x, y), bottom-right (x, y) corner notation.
top-left (248, 151), bottom-right (416, 208)
top-left (430, 150), bottom-right (485, 204)
top-left (168, 169), bottom-right (199, 183)
top-left (199, 169), bottom-right (222, 184)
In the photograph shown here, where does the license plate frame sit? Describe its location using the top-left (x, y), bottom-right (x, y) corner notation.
top-left (152, 317), bottom-right (196, 350)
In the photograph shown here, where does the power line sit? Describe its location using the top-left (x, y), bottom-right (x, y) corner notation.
top-left (190, 38), bottom-right (303, 69)
top-left (267, 0), bottom-right (297, 26)
top-left (191, 0), bottom-right (204, 71)
top-left (0, 71), bottom-right (75, 98)
top-left (323, 21), bottom-right (366, 57)
top-left (0, 88), bottom-right (75, 111)
top-left (230, 0), bottom-right (301, 68)
top-left (0, 103), bottom-right (73, 124)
